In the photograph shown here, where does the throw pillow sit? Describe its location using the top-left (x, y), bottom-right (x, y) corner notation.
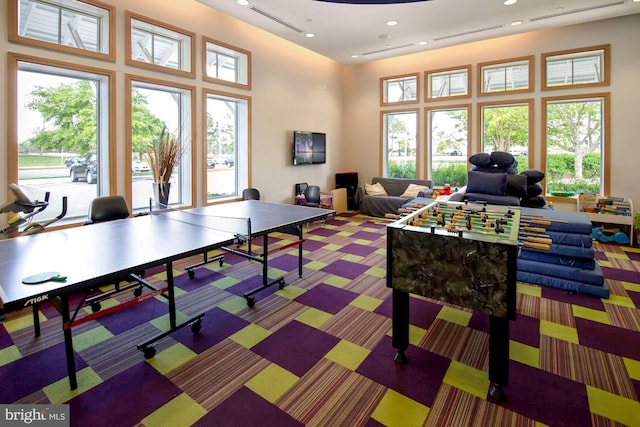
top-left (365, 182), bottom-right (387, 196)
top-left (490, 151), bottom-right (516, 168)
top-left (527, 183), bottom-right (543, 197)
top-left (400, 183), bottom-right (429, 198)
top-left (521, 195), bottom-right (546, 208)
top-left (466, 170), bottom-right (507, 196)
top-left (468, 152), bottom-right (492, 167)
top-left (506, 174), bottom-right (528, 198)
top-left (520, 169), bottom-right (545, 185)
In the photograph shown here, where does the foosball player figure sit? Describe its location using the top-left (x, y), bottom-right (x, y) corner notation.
top-left (466, 215), bottom-right (473, 230)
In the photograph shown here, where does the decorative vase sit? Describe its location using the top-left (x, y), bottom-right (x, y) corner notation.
top-left (152, 182), bottom-right (171, 209)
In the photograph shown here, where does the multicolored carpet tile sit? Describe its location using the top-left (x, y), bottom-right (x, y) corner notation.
top-left (1, 213), bottom-right (640, 426)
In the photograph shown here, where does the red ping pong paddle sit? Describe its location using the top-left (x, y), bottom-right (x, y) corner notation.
top-left (22, 272), bottom-right (67, 285)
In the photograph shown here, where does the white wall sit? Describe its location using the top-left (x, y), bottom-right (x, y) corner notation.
top-left (342, 14), bottom-right (640, 212)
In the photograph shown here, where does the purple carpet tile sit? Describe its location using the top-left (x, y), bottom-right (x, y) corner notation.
top-left (499, 361), bottom-right (590, 427)
top-left (226, 275), bottom-right (282, 300)
top-left (0, 326), bottom-right (14, 348)
top-left (374, 295), bottom-right (442, 331)
top-left (301, 239), bottom-right (326, 252)
top-left (294, 283), bottom-right (359, 314)
top-left (628, 290), bottom-right (640, 310)
top-left (360, 221), bottom-right (386, 230)
top-left (575, 317), bottom-right (640, 360)
top-left (364, 419), bottom-right (386, 427)
top-left (251, 320), bottom-right (340, 377)
top-left (96, 297), bottom-right (169, 336)
top-left (321, 259), bottom-right (370, 280)
top-left (468, 311), bottom-right (490, 333)
top-left (326, 218), bottom-right (351, 227)
top-left (338, 242), bottom-right (378, 257)
top-left (357, 335), bottom-right (450, 407)
top-left (541, 287), bottom-right (605, 311)
top-left (509, 314), bottom-right (540, 348)
top-left (194, 386), bottom-right (303, 427)
top-left (0, 342), bottom-right (87, 402)
top-left (634, 379), bottom-right (640, 404)
top-left (268, 253), bottom-right (304, 272)
top-left (599, 266), bottom-right (640, 284)
top-left (593, 250), bottom-right (607, 261)
top-left (349, 230), bottom-right (384, 242)
top-left (308, 227), bottom-right (340, 237)
top-left (174, 268), bottom-right (225, 292)
top-left (625, 251), bottom-right (640, 262)
top-left (172, 307), bottom-right (249, 353)
top-left (68, 362), bottom-right (182, 427)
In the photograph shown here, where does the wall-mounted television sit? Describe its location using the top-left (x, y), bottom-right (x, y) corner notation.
top-left (292, 130), bottom-right (326, 165)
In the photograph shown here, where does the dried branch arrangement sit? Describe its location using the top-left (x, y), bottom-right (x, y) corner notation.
top-left (144, 126), bottom-right (186, 186)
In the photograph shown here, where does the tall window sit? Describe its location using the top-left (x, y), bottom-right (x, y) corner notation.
top-left (381, 74), bottom-right (419, 106)
top-left (205, 91), bottom-right (250, 202)
top-left (382, 110), bottom-right (418, 178)
top-left (203, 37), bottom-right (251, 89)
top-left (9, 0), bottom-right (114, 60)
top-left (128, 77), bottom-right (194, 212)
top-left (542, 94), bottom-right (609, 197)
top-left (11, 54), bottom-right (113, 223)
top-left (426, 106), bottom-right (469, 187)
top-left (479, 101), bottom-right (532, 172)
top-left (126, 11), bottom-right (195, 78)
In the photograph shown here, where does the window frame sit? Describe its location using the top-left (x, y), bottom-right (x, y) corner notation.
top-left (425, 65), bottom-right (471, 101)
top-left (202, 36), bottom-right (252, 90)
top-left (542, 44), bottom-right (610, 91)
top-left (541, 93), bottom-right (610, 201)
top-left (425, 104), bottom-right (471, 186)
top-left (477, 55), bottom-right (534, 96)
top-left (125, 11), bottom-right (196, 79)
top-left (8, 52), bottom-right (116, 225)
top-left (477, 99), bottom-right (534, 169)
top-left (380, 108), bottom-right (420, 178)
top-left (8, 0), bottom-right (115, 61)
top-left (125, 74), bottom-right (196, 212)
top-left (380, 73), bottom-right (419, 106)
top-left (202, 88), bottom-right (252, 203)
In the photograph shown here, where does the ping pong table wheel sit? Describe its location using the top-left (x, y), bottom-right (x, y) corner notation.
top-left (278, 279), bottom-right (285, 289)
top-left (90, 302), bottom-right (101, 313)
top-left (191, 320), bottom-right (202, 333)
top-left (245, 297), bottom-right (255, 308)
top-left (218, 259), bottom-right (224, 267)
top-left (142, 346), bottom-right (156, 359)
top-left (133, 285), bottom-right (143, 297)
top-left (188, 270), bottom-right (195, 279)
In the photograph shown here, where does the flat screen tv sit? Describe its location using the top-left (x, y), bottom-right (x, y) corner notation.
top-left (293, 131), bottom-right (326, 165)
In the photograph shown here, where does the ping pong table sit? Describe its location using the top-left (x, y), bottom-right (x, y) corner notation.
top-left (0, 200), bottom-right (333, 390)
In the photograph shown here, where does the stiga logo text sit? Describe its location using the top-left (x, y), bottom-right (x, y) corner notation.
top-left (1, 405), bottom-right (69, 426)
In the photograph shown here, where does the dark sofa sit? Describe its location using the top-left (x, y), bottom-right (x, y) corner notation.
top-left (355, 177), bottom-right (433, 217)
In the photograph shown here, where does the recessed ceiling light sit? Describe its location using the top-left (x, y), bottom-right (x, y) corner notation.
top-left (237, 0), bottom-right (250, 6)
top-left (351, 54), bottom-right (359, 58)
top-left (418, 40), bottom-right (428, 45)
top-left (305, 32), bottom-right (316, 38)
top-left (386, 20), bottom-right (398, 26)
top-left (504, 0), bottom-right (517, 5)
top-left (511, 20), bottom-right (523, 26)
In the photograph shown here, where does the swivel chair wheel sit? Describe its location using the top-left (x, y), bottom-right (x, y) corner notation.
top-left (143, 346), bottom-right (156, 359)
top-left (90, 302), bottom-right (101, 313)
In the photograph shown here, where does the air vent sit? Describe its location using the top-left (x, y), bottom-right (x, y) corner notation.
top-left (434, 25), bottom-right (504, 42)
top-left (249, 6), bottom-right (304, 33)
top-left (362, 43), bottom-right (414, 56)
top-left (530, 1), bottom-right (624, 22)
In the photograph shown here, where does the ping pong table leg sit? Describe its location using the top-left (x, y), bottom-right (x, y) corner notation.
top-left (167, 261), bottom-right (176, 329)
top-left (60, 295), bottom-right (78, 390)
top-left (297, 225), bottom-right (303, 278)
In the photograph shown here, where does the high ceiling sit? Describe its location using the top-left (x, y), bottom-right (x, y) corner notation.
top-left (196, 0), bottom-right (640, 64)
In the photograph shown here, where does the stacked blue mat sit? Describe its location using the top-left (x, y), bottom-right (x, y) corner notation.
top-left (517, 207), bottom-right (608, 298)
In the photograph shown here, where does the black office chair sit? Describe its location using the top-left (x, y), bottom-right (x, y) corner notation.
top-left (82, 195), bottom-right (156, 312)
top-left (304, 185), bottom-right (321, 207)
top-left (84, 195), bottom-right (130, 225)
top-left (242, 188), bottom-right (260, 200)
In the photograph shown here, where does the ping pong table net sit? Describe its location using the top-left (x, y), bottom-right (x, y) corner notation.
top-left (150, 200), bottom-right (252, 241)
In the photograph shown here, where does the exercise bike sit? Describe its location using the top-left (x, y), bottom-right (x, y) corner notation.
top-left (1, 183), bottom-right (68, 238)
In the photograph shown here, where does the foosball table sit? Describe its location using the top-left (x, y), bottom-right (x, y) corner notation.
top-left (387, 200), bottom-right (531, 401)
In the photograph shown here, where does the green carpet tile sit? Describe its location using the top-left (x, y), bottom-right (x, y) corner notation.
top-left (1, 212), bottom-right (640, 427)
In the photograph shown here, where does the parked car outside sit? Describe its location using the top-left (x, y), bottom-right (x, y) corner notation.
top-left (449, 150), bottom-right (462, 156)
top-left (70, 153), bottom-right (97, 184)
top-left (64, 156), bottom-right (81, 167)
top-left (132, 158), bottom-right (151, 173)
top-left (207, 158), bottom-right (217, 168)
top-left (224, 157), bottom-right (234, 167)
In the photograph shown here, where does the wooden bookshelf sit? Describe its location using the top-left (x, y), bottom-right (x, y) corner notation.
top-left (577, 194), bottom-right (634, 243)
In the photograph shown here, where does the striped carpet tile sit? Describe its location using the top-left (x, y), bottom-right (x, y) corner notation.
top-left (320, 305), bottom-right (391, 350)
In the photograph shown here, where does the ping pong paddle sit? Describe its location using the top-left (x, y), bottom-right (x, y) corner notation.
top-left (22, 272), bottom-right (67, 285)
